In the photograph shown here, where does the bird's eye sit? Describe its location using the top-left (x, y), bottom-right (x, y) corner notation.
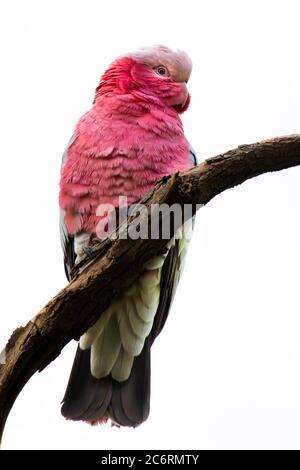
top-left (155, 65), bottom-right (169, 77)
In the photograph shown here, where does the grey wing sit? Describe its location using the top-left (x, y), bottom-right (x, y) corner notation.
top-left (151, 145), bottom-right (198, 342)
top-left (60, 210), bottom-right (75, 281)
top-left (189, 144), bottom-right (198, 166)
top-left (59, 135), bottom-right (77, 281)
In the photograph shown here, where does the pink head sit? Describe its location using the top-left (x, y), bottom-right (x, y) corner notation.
top-left (94, 45), bottom-right (192, 113)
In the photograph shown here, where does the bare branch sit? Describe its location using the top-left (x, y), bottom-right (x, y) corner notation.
top-left (0, 134), bottom-right (300, 441)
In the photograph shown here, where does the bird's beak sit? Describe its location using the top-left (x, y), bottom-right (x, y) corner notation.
top-left (173, 82), bottom-right (190, 114)
top-left (181, 82), bottom-right (189, 108)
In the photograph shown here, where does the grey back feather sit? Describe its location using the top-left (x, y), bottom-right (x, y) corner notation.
top-left (59, 135), bottom-right (77, 281)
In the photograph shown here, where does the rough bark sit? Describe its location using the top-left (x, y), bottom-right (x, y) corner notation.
top-left (0, 134), bottom-right (300, 442)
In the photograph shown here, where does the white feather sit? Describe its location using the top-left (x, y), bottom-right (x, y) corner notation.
top-left (139, 285), bottom-right (161, 308)
top-left (111, 347), bottom-right (134, 382)
top-left (143, 254), bottom-right (167, 269)
top-left (134, 293), bottom-right (158, 323)
top-left (78, 249), bottom-right (180, 381)
top-left (126, 297), bottom-right (154, 338)
top-left (118, 309), bottom-right (145, 356)
top-left (79, 306), bottom-right (114, 350)
top-left (90, 315), bottom-right (121, 379)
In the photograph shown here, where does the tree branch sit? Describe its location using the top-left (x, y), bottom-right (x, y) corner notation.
top-left (0, 134), bottom-right (300, 442)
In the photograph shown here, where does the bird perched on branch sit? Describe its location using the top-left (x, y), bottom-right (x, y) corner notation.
top-left (59, 45), bottom-right (197, 427)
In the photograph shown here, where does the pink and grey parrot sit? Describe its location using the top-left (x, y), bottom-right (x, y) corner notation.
top-left (59, 45), bottom-right (197, 427)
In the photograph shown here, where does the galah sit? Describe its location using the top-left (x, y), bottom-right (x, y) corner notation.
top-left (59, 45), bottom-right (197, 427)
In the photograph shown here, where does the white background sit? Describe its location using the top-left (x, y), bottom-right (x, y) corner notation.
top-left (0, 0), bottom-right (300, 450)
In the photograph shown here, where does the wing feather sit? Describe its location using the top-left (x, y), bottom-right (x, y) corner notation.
top-left (59, 135), bottom-right (77, 281)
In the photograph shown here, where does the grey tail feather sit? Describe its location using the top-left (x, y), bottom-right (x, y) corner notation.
top-left (61, 338), bottom-right (151, 427)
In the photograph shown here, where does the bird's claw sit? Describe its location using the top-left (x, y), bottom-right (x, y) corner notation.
top-left (82, 245), bottom-right (93, 257)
